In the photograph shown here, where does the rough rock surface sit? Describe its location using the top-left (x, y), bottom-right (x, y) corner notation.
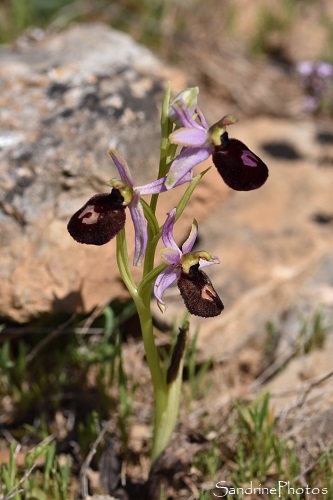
top-left (0, 23), bottom-right (228, 322)
top-left (0, 25), bottom-right (160, 321)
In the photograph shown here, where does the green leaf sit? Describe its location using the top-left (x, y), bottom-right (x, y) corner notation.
top-left (138, 263), bottom-right (167, 296)
top-left (116, 229), bottom-right (138, 297)
top-left (175, 166), bottom-right (211, 223)
top-left (103, 305), bottom-right (115, 340)
top-left (141, 198), bottom-right (159, 235)
top-left (0, 340), bottom-right (14, 369)
top-left (160, 81), bottom-right (172, 149)
top-left (43, 442), bottom-right (56, 490)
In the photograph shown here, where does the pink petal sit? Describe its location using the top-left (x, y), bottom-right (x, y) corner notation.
top-left (196, 107), bottom-right (209, 130)
top-left (154, 266), bottom-right (180, 313)
top-left (137, 177), bottom-right (166, 195)
top-left (181, 220), bottom-right (198, 254)
top-left (199, 256), bottom-right (220, 269)
top-left (169, 127), bottom-right (208, 147)
top-left (165, 146), bottom-right (211, 190)
top-left (169, 99), bottom-right (202, 129)
top-left (128, 193), bottom-right (147, 266)
top-left (161, 208), bottom-right (179, 251)
top-left (136, 171), bottom-right (192, 195)
top-left (161, 248), bottom-right (181, 266)
top-left (109, 149), bottom-right (134, 187)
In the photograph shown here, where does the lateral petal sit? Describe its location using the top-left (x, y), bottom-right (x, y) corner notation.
top-left (109, 149), bottom-right (134, 187)
top-left (128, 193), bottom-right (148, 266)
top-left (181, 219), bottom-right (198, 254)
top-left (199, 256), bottom-right (220, 269)
top-left (154, 266), bottom-right (179, 313)
top-left (169, 127), bottom-right (208, 147)
top-left (161, 208), bottom-right (179, 251)
top-left (165, 147), bottom-right (211, 190)
top-left (161, 248), bottom-right (181, 266)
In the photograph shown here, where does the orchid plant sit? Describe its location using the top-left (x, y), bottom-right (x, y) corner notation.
top-left (67, 85), bottom-right (268, 463)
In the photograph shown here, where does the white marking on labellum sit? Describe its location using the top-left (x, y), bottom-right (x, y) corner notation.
top-left (79, 205), bottom-right (100, 224)
top-left (241, 150), bottom-right (258, 167)
top-left (201, 284), bottom-right (216, 301)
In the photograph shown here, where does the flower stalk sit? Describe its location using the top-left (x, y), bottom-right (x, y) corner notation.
top-left (116, 221), bottom-right (184, 461)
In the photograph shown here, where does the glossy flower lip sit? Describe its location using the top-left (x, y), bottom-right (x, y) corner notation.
top-left (154, 208), bottom-right (220, 314)
top-left (212, 132), bottom-right (269, 191)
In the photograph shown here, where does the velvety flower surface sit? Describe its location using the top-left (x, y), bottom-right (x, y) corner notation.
top-left (177, 263), bottom-right (224, 318)
top-left (67, 189), bottom-right (126, 246)
top-left (165, 96), bottom-right (268, 191)
top-left (154, 208), bottom-right (223, 317)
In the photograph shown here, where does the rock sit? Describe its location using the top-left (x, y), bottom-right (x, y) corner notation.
top-left (0, 24), bottom-right (162, 322)
top-left (0, 23), bottom-right (229, 322)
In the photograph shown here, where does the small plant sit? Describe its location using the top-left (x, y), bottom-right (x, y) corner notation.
top-left (297, 310), bottom-right (329, 354)
top-left (263, 321), bottom-right (280, 361)
top-left (185, 327), bottom-right (213, 404)
top-left (194, 438), bottom-right (221, 480)
top-left (308, 444), bottom-right (333, 495)
top-left (0, 439), bottom-right (71, 499)
top-left (231, 393), bottom-right (299, 485)
top-left (66, 84), bottom-right (269, 464)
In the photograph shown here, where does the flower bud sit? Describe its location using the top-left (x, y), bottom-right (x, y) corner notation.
top-left (168, 87), bottom-right (199, 125)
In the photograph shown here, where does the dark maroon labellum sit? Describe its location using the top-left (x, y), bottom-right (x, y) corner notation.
top-left (177, 263), bottom-right (224, 318)
top-left (67, 189), bottom-right (126, 245)
top-left (212, 131), bottom-right (269, 191)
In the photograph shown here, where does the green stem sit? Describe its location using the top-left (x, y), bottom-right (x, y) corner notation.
top-left (116, 165), bottom-right (210, 463)
top-left (116, 229), bottom-right (170, 460)
top-left (138, 263), bottom-right (166, 297)
top-left (116, 230), bottom-right (162, 389)
top-left (136, 292), bottom-right (187, 462)
top-left (116, 229), bottom-right (138, 296)
top-left (135, 295), bottom-right (165, 395)
top-left (150, 82), bottom-right (174, 216)
top-left (141, 198), bottom-right (159, 235)
top-left (115, 82), bottom-right (198, 462)
top-left (143, 230), bottom-right (160, 278)
top-left (135, 294), bottom-right (168, 461)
